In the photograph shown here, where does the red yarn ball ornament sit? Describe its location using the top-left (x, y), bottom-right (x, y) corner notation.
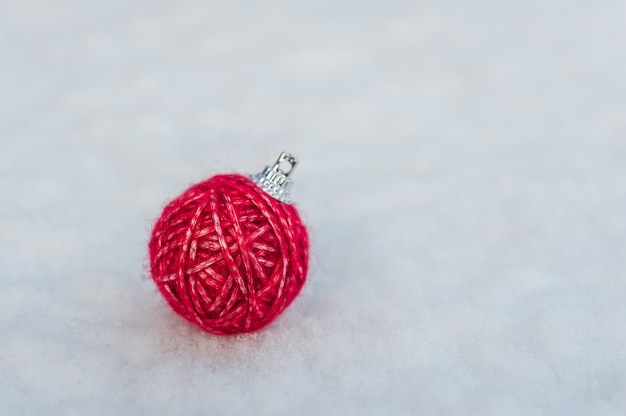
top-left (149, 154), bottom-right (309, 335)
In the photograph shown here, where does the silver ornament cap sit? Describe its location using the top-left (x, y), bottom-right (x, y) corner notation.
top-left (251, 152), bottom-right (298, 203)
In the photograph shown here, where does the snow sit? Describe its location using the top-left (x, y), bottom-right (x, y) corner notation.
top-left (1, 1), bottom-right (626, 414)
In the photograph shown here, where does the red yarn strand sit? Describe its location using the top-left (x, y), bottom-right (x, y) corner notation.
top-left (149, 174), bottom-right (309, 335)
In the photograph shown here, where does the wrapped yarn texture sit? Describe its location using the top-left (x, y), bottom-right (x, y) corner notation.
top-left (149, 174), bottom-right (309, 335)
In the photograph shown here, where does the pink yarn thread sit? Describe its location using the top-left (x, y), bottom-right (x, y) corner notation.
top-left (149, 174), bottom-right (309, 335)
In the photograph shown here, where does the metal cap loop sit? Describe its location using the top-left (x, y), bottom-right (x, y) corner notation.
top-left (251, 152), bottom-right (298, 203)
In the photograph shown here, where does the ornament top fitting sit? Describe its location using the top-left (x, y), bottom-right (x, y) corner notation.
top-left (251, 152), bottom-right (298, 203)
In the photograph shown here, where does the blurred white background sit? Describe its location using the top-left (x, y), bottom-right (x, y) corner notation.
top-left (1, 1), bottom-right (625, 414)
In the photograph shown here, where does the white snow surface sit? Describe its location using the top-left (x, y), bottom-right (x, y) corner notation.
top-left (1, 1), bottom-right (626, 415)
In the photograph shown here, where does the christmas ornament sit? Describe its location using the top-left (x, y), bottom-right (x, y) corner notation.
top-left (149, 153), bottom-right (309, 335)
